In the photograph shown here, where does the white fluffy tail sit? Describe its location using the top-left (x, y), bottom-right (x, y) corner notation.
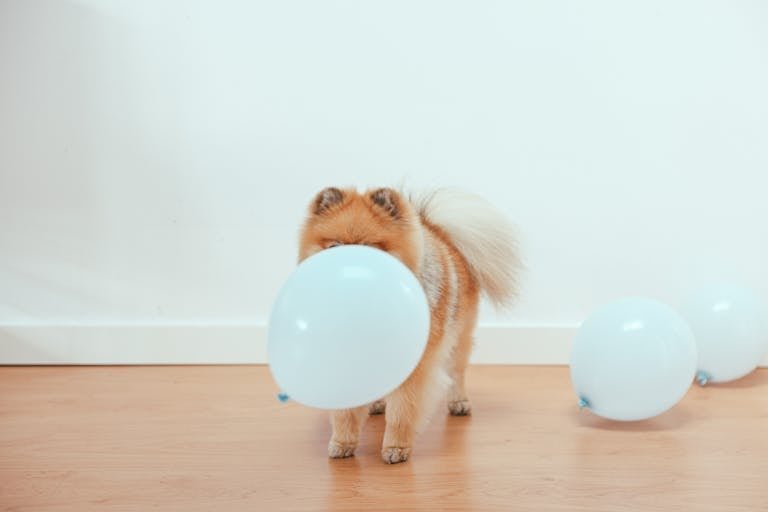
top-left (413, 189), bottom-right (521, 308)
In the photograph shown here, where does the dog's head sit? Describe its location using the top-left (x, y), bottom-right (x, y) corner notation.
top-left (298, 187), bottom-right (423, 272)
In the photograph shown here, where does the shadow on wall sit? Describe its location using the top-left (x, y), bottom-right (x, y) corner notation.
top-left (0, 327), bottom-right (61, 364)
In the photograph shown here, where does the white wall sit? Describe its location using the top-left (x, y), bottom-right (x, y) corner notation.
top-left (1, 1), bottom-right (767, 361)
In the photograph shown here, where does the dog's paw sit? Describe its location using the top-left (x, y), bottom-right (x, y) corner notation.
top-left (448, 399), bottom-right (472, 416)
top-left (369, 400), bottom-right (386, 415)
top-left (328, 441), bottom-right (357, 459)
top-left (381, 446), bottom-right (411, 464)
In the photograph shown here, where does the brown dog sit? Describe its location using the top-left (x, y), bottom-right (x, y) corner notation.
top-left (299, 187), bottom-right (519, 463)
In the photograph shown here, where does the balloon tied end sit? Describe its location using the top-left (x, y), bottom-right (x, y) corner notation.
top-left (695, 371), bottom-right (711, 387)
top-left (578, 396), bottom-right (591, 410)
top-left (277, 391), bottom-right (290, 403)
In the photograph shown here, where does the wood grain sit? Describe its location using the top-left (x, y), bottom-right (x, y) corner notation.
top-left (1, 366), bottom-right (766, 511)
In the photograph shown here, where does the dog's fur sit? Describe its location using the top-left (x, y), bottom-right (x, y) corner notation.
top-left (299, 187), bottom-right (520, 464)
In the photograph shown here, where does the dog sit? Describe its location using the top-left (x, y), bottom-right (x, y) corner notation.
top-left (298, 187), bottom-right (519, 463)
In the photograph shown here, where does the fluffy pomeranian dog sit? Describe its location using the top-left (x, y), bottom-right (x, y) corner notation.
top-left (299, 187), bottom-right (520, 464)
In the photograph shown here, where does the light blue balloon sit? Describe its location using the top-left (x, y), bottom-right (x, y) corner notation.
top-left (570, 297), bottom-right (698, 421)
top-left (268, 245), bottom-right (430, 409)
top-left (681, 283), bottom-right (768, 384)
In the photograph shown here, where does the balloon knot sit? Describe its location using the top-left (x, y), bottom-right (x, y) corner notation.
top-left (277, 392), bottom-right (290, 403)
top-left (696, 371), bottom-right (711, 386)
top-left (578, 397), bottom-right (591, 409)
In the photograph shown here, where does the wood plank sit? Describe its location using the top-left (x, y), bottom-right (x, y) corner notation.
top-left (0, 366), bottom-right (766, 511)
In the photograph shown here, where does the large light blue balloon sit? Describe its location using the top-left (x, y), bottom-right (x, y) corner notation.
top-left (681, 284), bottom-right (768, 384)
top-left (268, 245), bottom-right (430, 409)
top-left (570, 297), bottom-right (698, 421)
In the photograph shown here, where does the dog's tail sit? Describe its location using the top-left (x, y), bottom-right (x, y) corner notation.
top-left (413, 189), bottom-right (521, 308)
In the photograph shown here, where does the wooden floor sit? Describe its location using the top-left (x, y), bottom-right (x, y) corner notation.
top-left (1, 366), bottom-right (766, 512)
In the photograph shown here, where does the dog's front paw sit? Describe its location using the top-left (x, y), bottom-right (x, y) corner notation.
top-left (381, 446), bottom-right (411, 464)
top-left (448, 399), bottom-right (472, 416)
top-left (328, 441), bottom-right (357, 459)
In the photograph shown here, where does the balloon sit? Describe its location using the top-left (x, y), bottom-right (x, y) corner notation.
top-left (570, 297), bottom-right (697, 421)
top-left (267, 245), bottom-right (430, 409)
top-left (680, 284), bottom-right (768, 384)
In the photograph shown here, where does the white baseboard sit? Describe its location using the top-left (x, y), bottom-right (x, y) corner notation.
top-left (1, 324), bottom-right (766, 366)
top-left (0, 324), bottom-right (575, 365)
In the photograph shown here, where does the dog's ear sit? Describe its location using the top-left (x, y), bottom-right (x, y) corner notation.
top-left (312, 187), bottom-right (345, 215)
top-left (369, 188), bottom-right (402, 219)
